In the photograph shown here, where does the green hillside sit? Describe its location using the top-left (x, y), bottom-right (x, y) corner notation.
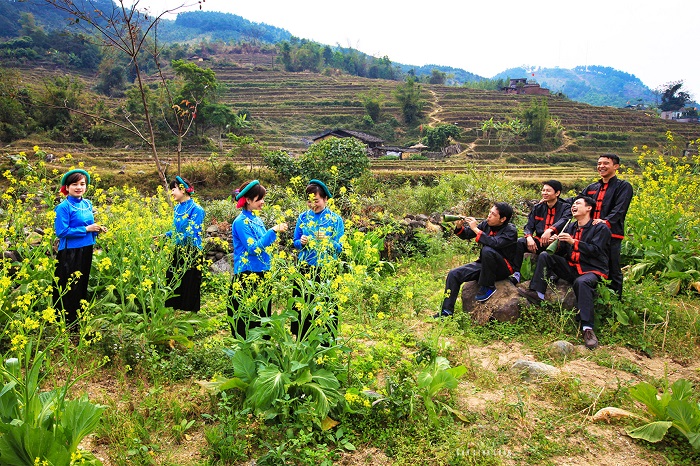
top-left (495, 65), bottom-right (657, 107)
top-left (0, 1), bottom-right (669, 108)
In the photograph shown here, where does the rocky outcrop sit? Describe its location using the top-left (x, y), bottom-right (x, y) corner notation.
top-left (204, 220), bottom-right (232, 272)
top-left (460, 278), bottom-right (577, 324)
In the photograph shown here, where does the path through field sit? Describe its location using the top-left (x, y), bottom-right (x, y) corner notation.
top-left (426, 89), bottom-right (443, 126)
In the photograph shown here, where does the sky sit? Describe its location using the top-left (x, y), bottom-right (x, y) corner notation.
top-left (139, 0), bottom-right (700, 99)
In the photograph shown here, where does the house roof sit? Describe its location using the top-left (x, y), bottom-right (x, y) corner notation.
top-left (312, 129), bottom-right (384, 144)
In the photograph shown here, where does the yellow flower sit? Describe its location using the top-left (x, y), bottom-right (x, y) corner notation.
top-left (11, 334), bottom-right (28, 352)
top-left (24, 317), bottom-right (40, 331)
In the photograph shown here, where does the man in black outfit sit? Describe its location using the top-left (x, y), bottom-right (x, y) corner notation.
top-left (517, 196), bottom-right (611, 349)
top-left (434, 202), bottom-right (517, 318)
top-left (580, 153), bottom-right (633, 297)
top-left (511, 179), bottom-right (571, 285)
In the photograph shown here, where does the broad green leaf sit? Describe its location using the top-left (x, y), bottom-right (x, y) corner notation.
top-left (434, 357), bottom-right (451, 371)
top-left (290, 361), bottom-right (309, 373)
top-left (667, 399), bottom-right (700, 434)
top-left (61, 395), bottom-right (107, 451)
top-left (0, 382), bottom-right (19, 421)
top-left (248, 366), bottom-right (288, 412)
top-left (290, 369), bottom-right (313, 386)
top-left (615, 308), bottom-right (630, 325)
top-left (629, 382), bottom-right (667, 419)
top-left (311, 369), bottom-right (340, 390)
top-left (663, 278), bottom-right (681, 295)
top-left (198, 377), bottom-right (248, 392)
top-left (231, 350), bottom-right (256, 384)
top-left (301, 382), bottom-right (341, 419)
top-left (626, 421), bottom-right (673, 443)
top-left (0, 422), bottom-right (71, 466)
top-left (686, 431), bottom-right (700, 450)
top-left (446, 366), bottom-right (468, 379)
top-left (416, 369), bottom-right (433, 389)
top-left (427, 370), bottom-right (459, 396)
top-left (671, 379), bottom-right (694, 401)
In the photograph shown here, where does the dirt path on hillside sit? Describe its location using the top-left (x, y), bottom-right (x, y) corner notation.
top-left (426, 89), bottom-right (443, 126)
top-left (550, 130), bottom-right (576, 154)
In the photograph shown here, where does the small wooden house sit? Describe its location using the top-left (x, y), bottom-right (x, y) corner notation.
top-left (311, 129), bottom-right (385, 156)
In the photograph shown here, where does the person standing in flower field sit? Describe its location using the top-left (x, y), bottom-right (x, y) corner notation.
top-left (53, 169), bottom-right (107, 327)
top-left (580, 153), bottom-right (633, 298)
top-left (228, 180), bottom-right (288, 338)
top-left (164, 176), bottom-right (205, 312)
top-left (292, 179), bottom-right (345, 340)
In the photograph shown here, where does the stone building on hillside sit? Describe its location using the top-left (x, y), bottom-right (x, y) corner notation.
top-left (660, 107), bottom-right (699, 123)
top-left (502, 78), bottom-right (550, 96)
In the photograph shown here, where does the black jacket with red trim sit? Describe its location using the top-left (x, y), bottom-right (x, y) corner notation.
top-left (454, 221), bottom-right (518, 264)
top-left (580, 176), bottom-right (633, 240)
top-left (556, 218), bottom-right (611, 278)
top-left (523, 199), bottom-right (572, 238)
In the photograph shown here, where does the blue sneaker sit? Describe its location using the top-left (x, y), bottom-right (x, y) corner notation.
top-left (475, 286), bottom-right (496, 302)
top-left (432, 309), bottom-right (454, 318)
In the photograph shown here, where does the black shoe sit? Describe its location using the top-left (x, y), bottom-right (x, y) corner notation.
top-left (516, 288), bottom-right (543, 305)
top-left (432, 309), bottom-right (454, 318)
top-left (583, 329), bottom-right (599, 349)
top-left (509, 275), bottom-right (519, 286)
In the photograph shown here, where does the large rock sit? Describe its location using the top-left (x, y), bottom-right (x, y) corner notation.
top-left (521, 279), bottom-right (577, 310)
top-left (511, 359), bottom-right (561, 381)
top-left (460, 280), bottom-right (521, 324)
top-left (210, 255), bottom-right (233, 274)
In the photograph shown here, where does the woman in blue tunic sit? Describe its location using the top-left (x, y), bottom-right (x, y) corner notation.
top-left (291, 179), bottom-right (344, 339)
top-left (165, 176), bottom-right (205, 312)
top-left (53, 169), bottom-right (107, 326)
top-left (228, 180), bottom-right (288, 338)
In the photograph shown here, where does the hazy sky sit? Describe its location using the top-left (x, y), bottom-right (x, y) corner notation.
top-left (140, 0), bottom-right (699, 99)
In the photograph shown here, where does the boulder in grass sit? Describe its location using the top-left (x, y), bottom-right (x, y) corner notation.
top-left (519, 279), bottom-right (577, 310)
top-left (460, 280), bottom-right (521, 324)
top-left (549, 340), bottom-right (576, 359)
top-left (511, 359), bottom-right (561, 381)
top-left (210, 255), bottom-right (233, 274)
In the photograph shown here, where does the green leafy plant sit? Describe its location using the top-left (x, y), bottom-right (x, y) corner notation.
top-left (0, 338), bottom-right (106, 465)
top-left (415, 356), bottom-right (468, 426)
top-left (606, 379), bottom-right (700, 449)
top-left (367, 356), bottom-right (467, 426)
top-left (200, 258), bottom-right (347, 428)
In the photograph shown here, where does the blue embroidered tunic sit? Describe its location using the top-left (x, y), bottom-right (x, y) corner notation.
top-left (293, 208), bottom-right (344, 266)
top-left (165, 199), bottom-right (205, 248)
top-left (54, 196), bottom-right (97, 251)
top-left (232, 210), bottom-right (278, 274)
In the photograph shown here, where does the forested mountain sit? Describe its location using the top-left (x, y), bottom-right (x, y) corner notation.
top-left (158, 11), bottom-right (292, 43)
top-left (494, 66), bottom-right (658, 107)
top-left (0, 0), bottom-right (662, 109)
top-left (397, 64), bottom-right (485, 86)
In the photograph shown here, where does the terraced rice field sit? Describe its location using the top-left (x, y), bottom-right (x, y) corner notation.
top-left (8, 57), bottom-right (700, 183)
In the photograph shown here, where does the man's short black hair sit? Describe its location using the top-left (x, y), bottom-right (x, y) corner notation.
top-left (599, 153), bottom-right (620, 165)
top-left (574, 195), bottom-right (596, 209)
top-left (493, 202), bottom-right (513, 223)
top-left (543, 179), bottom-right (562, 195)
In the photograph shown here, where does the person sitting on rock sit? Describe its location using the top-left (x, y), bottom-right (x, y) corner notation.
top-left (511, 180), bottom-right (571, 285)
top-left (517, 196), bottom-right (611, 349)
top-left (434, 202), bottom-right (517, 318)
